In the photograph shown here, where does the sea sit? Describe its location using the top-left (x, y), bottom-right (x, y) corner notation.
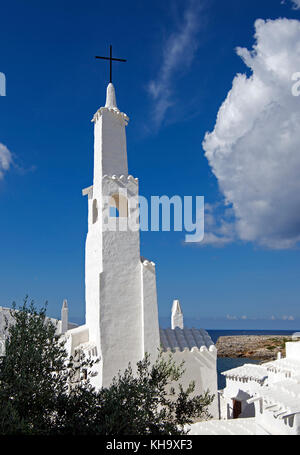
top-left (206, 329), bottom-right (297, 389)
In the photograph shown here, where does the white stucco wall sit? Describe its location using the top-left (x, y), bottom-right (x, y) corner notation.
top-left (93, 106), bottom-right (128, 183)
top-left (99, 177), bottom-right (145, 387)
top-left (219, 378), bottom-right (259, 419)
top-left (163, 347), bottom-right (218, 419)
top-left (254, 400), bottom-right (300, 435)
top-left (65, 325), bottom-right (89, 355)
top-left (141, 260), bottom-right (160, 361)
top-left (286, 341), bottom-right (300, 360)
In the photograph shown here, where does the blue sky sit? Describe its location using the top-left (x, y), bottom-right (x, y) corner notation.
top-left (1, 0), bottom-right (300, 329)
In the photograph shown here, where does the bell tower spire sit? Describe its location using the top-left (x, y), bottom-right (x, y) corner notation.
top-left (81, 80), bottom-right (160, 389)
top-left (92, 83), bottom-right (129, 185)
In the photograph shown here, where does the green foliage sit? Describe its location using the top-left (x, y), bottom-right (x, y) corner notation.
top-left (0, 399), bottom-right (27, 434)
top-left (53, 352), bottom-right (213, 435)
top-left (0, 298), bottom-right (213, 435)
top-left (0, 297), bottom-right (95, 434)
top-left (86, 353), bottom-right (213, 435)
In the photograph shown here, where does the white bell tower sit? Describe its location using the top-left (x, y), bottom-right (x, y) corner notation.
top-left (82, 83), bottom-right (160, 388)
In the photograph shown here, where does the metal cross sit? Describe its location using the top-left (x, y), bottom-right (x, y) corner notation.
top-left (95, 45), bottom-right (127, 83)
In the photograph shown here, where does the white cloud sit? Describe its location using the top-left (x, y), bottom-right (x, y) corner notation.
top-left (281, 0), bottom-right (300, 10)
top-left (201, 202), bottom-right (237, 247)
top-left (283, 315), bottom-right (295, 320)
top-left (0, 143), bottom-right (12, 179)
top-left (226, 314), bottom-right (238, 320)
top-left (203, 18), bottom-right (300, 249)
top-left (148, 0), bottom-right (203, 127)
top-left (271, 315), bottom-right (295, 320)
top-left (291, 0), bottom-right (300, 9)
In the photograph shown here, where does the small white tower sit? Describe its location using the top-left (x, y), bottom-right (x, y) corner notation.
top-left (171, 299), bottom-right (184, 330)
top-left (61, 299), bottom-right (68, 334)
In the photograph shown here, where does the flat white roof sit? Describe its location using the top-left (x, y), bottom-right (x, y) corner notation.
top-left (222, 364), bottom-right (268, 382)
top-left (187, 418), bottom-right (257, 436)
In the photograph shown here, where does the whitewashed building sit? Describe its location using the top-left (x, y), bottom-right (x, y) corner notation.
top-left (161, 302), bottom-right (218, 418)
top-left (61, 82), bottom-right (219, 415)
top-left (0, 300), bottom-right (76, 356)
top-left (189, 340), bottom-right (300, 435)
top-left (219, 364), bottom-right (268, 419)
top-left (0, 301), bottom-right (75, 338)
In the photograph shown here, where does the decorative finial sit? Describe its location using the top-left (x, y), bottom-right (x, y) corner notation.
top-left (171, 299), bottom-right (184, 330)
top-left (61, 299), bottom-right (69, 334)
top-left (105, 83), bottom-right (118, 109)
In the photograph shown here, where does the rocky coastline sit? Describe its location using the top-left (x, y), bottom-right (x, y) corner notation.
top-left (216, 335), bottom-right (295, 361)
